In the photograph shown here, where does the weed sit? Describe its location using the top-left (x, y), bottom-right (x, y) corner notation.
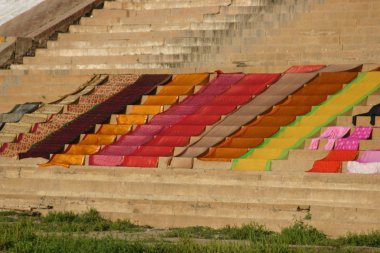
top-left (280, 220), bottom-right (329, 245)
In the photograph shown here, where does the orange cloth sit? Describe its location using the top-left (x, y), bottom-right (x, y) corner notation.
top-left (200, 147), bottom-right (249, 161)
top-left (117, 115), bottom-right (147, 125)
top-left (129, 105), bottom-right (163, 115)
top-left (39, 154), bottom-right (85, 167)
top-left (156, 86), bottom-right (195, 96)
top-left (79, 134), bottom-right (116, 145)
top-left (65, 144), bottom-right (100, 155)
top-left (143, 96), bottom-right (178, 105)
top-left (166, 73), bottom-right (209, 86)
top-left (97, 124), bottom-right (132, 135)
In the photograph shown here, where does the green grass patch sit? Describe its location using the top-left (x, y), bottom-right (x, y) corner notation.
top-left (0, 209), bottom-right (379, 253)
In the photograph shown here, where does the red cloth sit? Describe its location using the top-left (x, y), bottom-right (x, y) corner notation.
top-left (148, 136), bottom-right (190, 147)
top-left (196, 106), bottom-right (236, 115)
top-left (307, 161), bottom-right (342, 173)
top-left (308, 150), bottom-right (358, 173)
top-left (178, 115), bottom-right (221, 125)
top-left (133, 146), bottom-right (174, 156)
top-left (121, 156), bottom-right (158, 167)
top-left (160, 125), bottom-right (206, 136)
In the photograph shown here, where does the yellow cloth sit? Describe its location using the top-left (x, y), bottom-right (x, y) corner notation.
top-left (65, 144), bottom-right (100, 155)
top-left (234, 72), bottom-right (380, 171)
top-left (39, 154), bottom-right (85, 167)
top-left (79, 134), bottom-right (116, 145)
top-left (166, 73), bottom-right (209, 86)
top-left (129, 105), bottom-right (163, 115)
top-left (157, 86), bottom-right (195, 96)
top-left (117, 115), bottom-right (147, 125)
top-left (143, 96), bottom-right (178, 105)
top-left (97, 124), bottom-right (132, 135)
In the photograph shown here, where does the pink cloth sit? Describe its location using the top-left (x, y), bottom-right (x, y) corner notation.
top-left (357, 150), bottom-right (380, 163)
top-left (309, 126), bottom-right (350, 150)
top-left (89, 155), bottom-right (124, 166)
top-left (97, 145), bottom-right (138, 156)
top-left (335, 126), bottom-right (372, 150)
top-left (116, 135), bottom-right (153, 146)
top-left (347, 150), bottom-right (380, 174)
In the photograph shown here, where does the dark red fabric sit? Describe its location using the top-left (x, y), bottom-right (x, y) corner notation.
top-left (178, 115), bottom-right (221, 125)
top-left (159, 125), bottom-right (206, 136)
top-left (196, 106), bottom-right (237, 115)
top-left (133, 146), bottom-right (174, 156)
top-left (209, 96), bottom-right (252, 106)
top-left (148, 136), bottom-right (190, 147)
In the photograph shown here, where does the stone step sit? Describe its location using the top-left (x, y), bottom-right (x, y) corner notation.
top-left (104, 0), bottom-right (232, 10)
top-left (1, 175), bottom-right (379, 207)
top-left (336, 116), bottom-right (380, 127)
top-left (2, 192), bottom-right (379, 236)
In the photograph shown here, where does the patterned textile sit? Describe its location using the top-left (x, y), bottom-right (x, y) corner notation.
top-left (25, 74), bottom-right (170, 159)
top-left (334, 126), bottom-right (372, 150)
top-left (309, 126), bottom-right (350, 150)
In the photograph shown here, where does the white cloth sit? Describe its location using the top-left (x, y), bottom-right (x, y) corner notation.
top-left (347, 161), bottom-right (380, 174)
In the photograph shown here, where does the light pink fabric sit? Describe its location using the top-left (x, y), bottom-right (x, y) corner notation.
top-left (357, 150), bottom-right (380, 163)
top-left (309, 126), bottom-right (350, 150)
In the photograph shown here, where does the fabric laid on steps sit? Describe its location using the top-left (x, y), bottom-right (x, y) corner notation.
top-left (39, 154), bottom-right (85, 168)
top-left (308, 150), bottom-right (359, 173)
top-left (65, 144), bottom-right (100, 155)
top-left (143, 96), bottom-right (178, 105)
top-left (352, 103), bottom-right (380, 126)
top-left (116, 115), bottom-right (147, 125)
top-left (80, 134), bottom-right (116, 145)
top-left (285, 65), bottom-right (326, 73)
top-left (233, 71), bottom-right (366, 171)
top-left (154, 86), bottom-right (195, 96)
top-left (347, 151), bottom-right (380, 174)
top-left (170, 73), bottom-right (313, 162)
top-left (0, 102), bottom-right (41, 123)
top-left (334, 126), bottom-right (372, 150)
top-left (318, 64), bottom-right (363, 73)
top-left (97, 124), bottom-right (132, 135)
top-left (129, 105), bottom-right (163, 115)
top-left (0, 75), bottom-right (127, 157)
top-left (309, 126), bottom-right (350, 150)
top-left (90, 73), bottom-right (260, 167)
top-left (86, 73), bottom-right (209, 142)
top-left (125, 74), bottom-right (280, 167)
top-left (198, 72), bottom-right (352, 162)
top-left (22, 74), bottom-right (171, 161)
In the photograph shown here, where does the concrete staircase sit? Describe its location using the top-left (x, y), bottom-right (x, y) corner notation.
top-left (0, 0), bottom-right (380, 236)
top-left (10, 0), bottom-right (315, 74)
top-left (0, 163), bottom-right (379, 237)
